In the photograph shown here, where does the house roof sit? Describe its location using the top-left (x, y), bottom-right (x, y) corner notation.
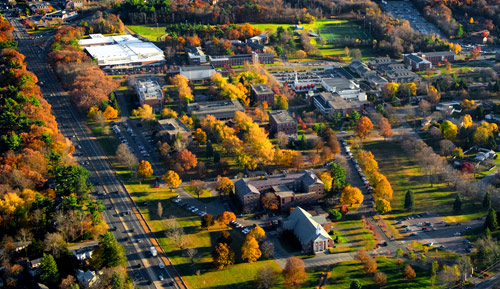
top-left (234, 179), bottom-right (260, 198)
top-left (283, 207), bottom-right (332, 245)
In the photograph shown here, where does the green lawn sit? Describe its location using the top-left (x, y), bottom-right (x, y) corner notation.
top-left (363, 141), bottom-right (485, 222)
top-left (337, 218), bottom-right (376, 250)
top-left (327, 256), bottom-right (445, 289)
top-left (183, 186), bottom-right (212, 203)
top-left (128, 24), bottom-right (167, 41)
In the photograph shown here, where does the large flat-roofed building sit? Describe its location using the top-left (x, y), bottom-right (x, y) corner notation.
top-left (187, 99), bottom-right (245, 120)
top-left (79, 34), bottom-right (165, 69)
top-left (135, 79), bottom-right (163, 112)
top-left (157, 118), bottom-right (192, 143)
top-left (269, 110), bottom-right (297, 136)
top-left (321, 78), bottom-right (366, 101)
top-left (313, 92), bottom-right (366, 116)
top-left (250, 84), bottom-right (274, 106)
top-left (179, 65), bottom-right (215, 82)
top-left (210, 52), bottom-right (274, 68)
top-left (233, 170), bottom-right (324, 212)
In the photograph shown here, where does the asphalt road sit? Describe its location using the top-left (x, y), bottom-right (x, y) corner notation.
top-left (8, 17), bottom-right (177, 289)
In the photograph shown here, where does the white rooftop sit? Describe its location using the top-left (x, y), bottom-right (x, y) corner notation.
top-left (78, 34), bottom-right (140, 47)
top-left (84, 40), bottom-right (165, 66)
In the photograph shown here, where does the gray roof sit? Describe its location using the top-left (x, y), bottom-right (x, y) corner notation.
top-left (234, 179), bottom-right (260, 198)
top-left (251, 83), bottom-right (273, 95)
top-left (283, 207), bottom-right (332, 245)
top-left (405, 53), bottom-right (430, 64)
top-left (269, 110), bottom-right (295, 124)
top-left (158, 118), bottom-right (191, 135)
top-left (423, 50), bottom-right (455, 57)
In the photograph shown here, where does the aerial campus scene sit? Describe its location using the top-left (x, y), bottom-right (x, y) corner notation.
top-left (2, 0), bottom-right (500, 288)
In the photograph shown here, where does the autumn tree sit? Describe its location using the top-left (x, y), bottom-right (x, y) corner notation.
top-left (276, 131), bottom-right (289, 148)
top-left (171, 74), bottom-right (193, 103)
top-left (241, 235), bottom-right (261, 263)
top-left (374, 176), bottom-right (393, 200)
top-left (440, 120), bottom-right (457, 139)
top-left (194, 128), bottom-right (207, 145)
top-left (201, 213), bottom-right (214, 230)
top-left (374, 271), bottom-right (387, 285)
top-left (162, 170), bottom-right (182, 189)
top-left (261, 192), bottom-right (278, 211)
top-left (215, 176), bottom-right (234, 196)
top-left (176, 149), bottom-right (198, 170)
top-left (404, 264), bottom-right (416, 279)
top-left (319, 172), bottom-right (333, 192)
top-left (375, 199), bottom-right (392, 214)
top-left (103, 106), bottom-right (118, 120)
top-left (364, 257), bottom-right (378, 274)
top-left (212, 242), bottom-right (235, 270)
top-left (428, 85), bottom-right (441, 104)
top-left (340, 186), bottom-right (364, 206)
top-left (116, 144), bottom-right (139, 173)
top-left (137, 160), bottom-right (153, 179)
top-left (216, 211), bottom-right (236, 227)
top-left (254, 266), bottom-right (278, 289)
top-left (249, 226), bottom-right (266, 242)
top-left (282, 257), bottom-right (306, 288)
top-left (355, 116), bottom-right (373, 139)
top-left (378, 117), bottom-right (392, 139)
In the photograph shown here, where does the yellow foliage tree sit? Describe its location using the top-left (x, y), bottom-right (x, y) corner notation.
top-left (134, 104), bottom-right (155, 120)
top-left (469, 17), bottom-right (474, 24)
top-left (194, 128), bottom-right (207, 145)
top-left (87, 106), bottom-right (100, 119)
top-left (463, 114), bottom-right (472, 129)
top-left (103, 106), bottom-right (118, 120)
top-left (375, 199), bottom-right (392, 214)
top-left (241, 235), bottom-right (261, 263)
top-left (162, 170), bottom-right (182, 189)
top-left (319, 172), bottom-right (333, 192)
top-left (171, 74), bottom-right (193, 103)
top-left (137, 160), bottom-right (153, 179)
top-left (473, 126), bottom-right (492, 146)
top-left (216, 211), bottom-right (236, 227)
top-left (374, 178), bottom-right (393, 200)
top-left (440, 120), bottom-right (458, 139)
top-left (340, 186), bottom-right (364, 206)
top-left (0, 192), bottom-right (24, 215)
top-left (249, 226), bottom-right (266, 242)
top-left (161, 108), bottom-right (178, 119)
top-left (179, 115), bottom-right (193, 129)
top-left (358, 150), bottom-right (379, 173)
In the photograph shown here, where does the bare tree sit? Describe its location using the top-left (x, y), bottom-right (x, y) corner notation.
top-left (260, 240), bottom-right (275, 258)
top-left (419, 99), bottom-right (431, 116)
top-left (116, 143), bottom-right (139, 173)
top-left (157, 202), bottom-right (163, 219)
top-left (189, 180), bottom-right (205, 199)
top-left (439, 139), bottom-right (456, 157)
top-left (276, 132), bottom-right (289, 149)
top-left (185, 247), bottom-right (198, 264)
top-left (44, 233), bottom-right (66, 257)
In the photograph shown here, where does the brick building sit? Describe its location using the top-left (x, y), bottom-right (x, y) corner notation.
top-left (209, 52), bottom-right (274, 68)
top-left (250, 84), bottom-right (274, 106)
top-left (403, 53), bottom-right (432, 71)
top-left (269, 110), bottom-right (297, 136)
top-left (233, 170), bottom-right (324, 212)
top-left (135, 79), bottom-right (164, 112)
top-left (187, 99), bottom-right (245, 120)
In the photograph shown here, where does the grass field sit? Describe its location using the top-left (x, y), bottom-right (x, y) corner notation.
top-left (127, 24), bottom-right (167, 41)
top-left (363, 141), bottom-right (485, 222)
top-left (327, 256), bottom-right (445, 289)
top-left (183, 186), bottom-right (212, 203)
top-left (337, 218), bottom-right (376, 251)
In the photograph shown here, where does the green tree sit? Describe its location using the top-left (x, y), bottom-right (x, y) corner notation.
top-left (350, 279), bottom-right (362, 289)
top-left (54, 165), bottom-right (91, 197)
top-left (404, 190), bottom-right (415, 211)
top-left (430, 260), bottom-right (439, 286)
top-left (40, 254), bottom-right (59, 287)
top-left (276, 94), bottom-right (288, 110)
top-left (92, 232), bottom-right (127, 268)
top-left (483, 192), bottom-right (492, 210)
top-left (396, 248), bottom-right (404, 257)
top-left (453, 194), bottom-right (463, 213)
top-left (206, 140), bottom-right (214, 158)
top-left (329, 209), bottom-right (342, 221)
top-left (329, 163), bottom-right (347, 190)
top-left (213, 151), bottom-right (220, 163)
top-left (485, 208), bottom-right (498, 231)
top-left (111, 272), bottom-right (124, 289)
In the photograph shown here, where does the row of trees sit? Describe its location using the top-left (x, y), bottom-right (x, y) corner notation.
top-left (48, 26), bottom-right (119, 112)
top-left (0, 15), bottom-right (112, 288)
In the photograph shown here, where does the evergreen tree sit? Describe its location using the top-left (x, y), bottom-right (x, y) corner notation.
top-left (213, 151), bottom-right (220, 164)
top-left (453, 194), bottom-right (463, 213)
top-left (404, 190), bottom-right (415, 211)
top-left (485, 227), bottom-right (491, 237)
top-left (350, 279), bottom-right (362, 289)
top-left (485, 208), bottom-right (498, 232)
top-left (111, 272), bottom-right (124, 289)
top-left (206, 140), bottom-right (213, 158)
top-left (483, 192), bottom-right (492, 210)
top-left (92, 232), bottom-right (127, 268)
top-left (40, 254), bottom-right (59, 287)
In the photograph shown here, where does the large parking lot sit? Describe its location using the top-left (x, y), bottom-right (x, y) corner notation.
top-left (382, 1), bottom-right (445, 39)
top-left (396, 213), bottom-right (484, 254)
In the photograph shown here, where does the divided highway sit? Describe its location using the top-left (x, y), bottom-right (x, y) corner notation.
top-left (8, 17), bottom-right (179, 289)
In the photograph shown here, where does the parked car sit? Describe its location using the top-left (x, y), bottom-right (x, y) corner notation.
top-left (454, 232), bottom-right (461, 236)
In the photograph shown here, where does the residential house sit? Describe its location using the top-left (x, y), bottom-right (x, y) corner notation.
top-left (269, 110), bottom-right (297, 136)
top-left (73, 247), bottom-right (95, 261)
top-left (233, 170), bottom-right (324, 212)
top-left (283, 207), bottom-right (333, 252)
top-left (157, 118), bottom-right (192, 144)
top-left (187, 99), bottom-right (245, 120)
top-left (179, 65), bottom-right (215, 82)
top-left (403, 53), bottom-right (432, 71)
top-left (76, 270), bottom-right (98, 288)
top-left (135, 79), bottom-right (164, 112)
top-left (28, 258), bottom-right (42, 276)
top-left (250, 83), bottom-right (274, 106)
top-left (42, 10), bottom-right (78, 20)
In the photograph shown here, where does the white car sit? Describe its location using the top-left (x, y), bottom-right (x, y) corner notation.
top-left (454, 232), bottom-right (461, 236)
top-left (192, 208), bottom-right (199, 213)
top-left (159, 275), bottom-right (164, 281)
top-left (242, 228), bottom-right (250, 234)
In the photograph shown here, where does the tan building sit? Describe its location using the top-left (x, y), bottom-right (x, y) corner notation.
top-left (157, 118), bottom-right (192, 144)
